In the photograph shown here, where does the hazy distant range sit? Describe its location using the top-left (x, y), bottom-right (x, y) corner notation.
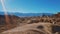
top-left (0, 11), bottom-right (54, 17)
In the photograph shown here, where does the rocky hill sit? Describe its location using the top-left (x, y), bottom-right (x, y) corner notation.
top-left (0, 12), bottom-right (60, 34)
top-left (0, 15), bottom-right (21, 33)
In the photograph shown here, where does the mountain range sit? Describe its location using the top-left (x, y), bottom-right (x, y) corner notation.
top-left (0, 11), bottom-right (54, 17)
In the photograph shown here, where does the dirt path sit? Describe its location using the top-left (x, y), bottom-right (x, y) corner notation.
top-left (1, 22), bottom-right (52, 34)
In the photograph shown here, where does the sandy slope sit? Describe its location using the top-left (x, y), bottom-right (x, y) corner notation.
top-left (1, 22), bottom-right (52, 34)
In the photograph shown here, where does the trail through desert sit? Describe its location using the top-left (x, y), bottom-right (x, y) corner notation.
top-left (1, 23), bottom-right (52, 34)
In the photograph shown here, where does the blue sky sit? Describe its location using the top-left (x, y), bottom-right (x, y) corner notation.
top-left (0, 0), bottom-right (60, 13)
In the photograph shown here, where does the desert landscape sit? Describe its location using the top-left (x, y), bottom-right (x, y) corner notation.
top-left (0, 0), bottom-right (60, 34)
top-left (0, 12), bottom-right (60, 34)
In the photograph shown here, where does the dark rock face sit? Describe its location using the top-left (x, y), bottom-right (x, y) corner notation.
top-left (37, 25), bottom-right (44, 29)
top-left (52, 25), bottom-right (60, 33)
